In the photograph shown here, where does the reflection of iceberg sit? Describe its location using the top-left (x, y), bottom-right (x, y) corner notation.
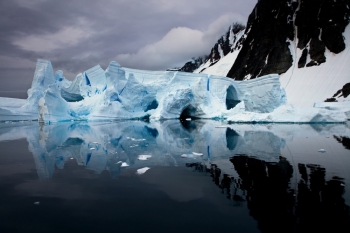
top-left (1, 59), bottom-right (349, 123)
top-left (1, 120), bottom-right (350, 179)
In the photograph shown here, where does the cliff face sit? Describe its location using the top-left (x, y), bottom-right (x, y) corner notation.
top-left (227, 0), bottom-right (295, 79)
top-left (206, 23), bottom-right (245, 64)
top-left (227, 0), bottom-right (350, 80)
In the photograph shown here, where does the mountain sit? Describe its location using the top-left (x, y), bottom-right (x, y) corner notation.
top-left (178, 23), bottom-right (246, 74)
top-left (180, 0), bottom-right (350, 107)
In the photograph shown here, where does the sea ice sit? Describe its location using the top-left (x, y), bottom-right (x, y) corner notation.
top-left (136, 167), bottom-right (150, 175)
top-left (138, 155), bottom-right (152, 160)
top-left (192, 152), bottom-right (203, 156)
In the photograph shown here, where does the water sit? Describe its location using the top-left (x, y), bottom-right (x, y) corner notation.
top-left (0, 120), bottom-right (349, 233)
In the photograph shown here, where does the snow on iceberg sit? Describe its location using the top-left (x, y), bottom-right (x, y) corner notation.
top-left (0, 59), bottom-right (349, 123)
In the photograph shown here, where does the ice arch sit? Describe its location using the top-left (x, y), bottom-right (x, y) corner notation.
top-left (180, 104), bottom-right (197, 119)
top-left (226, 85), bottom-right (241, 110)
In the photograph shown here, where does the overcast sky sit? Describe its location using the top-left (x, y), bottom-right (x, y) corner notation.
top-left (0, 0), bottom-right (256, 98)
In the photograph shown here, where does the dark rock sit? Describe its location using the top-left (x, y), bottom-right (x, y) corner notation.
top-left (179, 56), bottom-right (207, 73)
top-left (306, 60), bottom-right (317, 67)
top-left (342, 83), bottom-right (350, 98)
top-left (319, 0), bottom-right (350, 53)
top-left (309, 38), bottom-right (326, 64)
top-left (207, 23), bottom-right (245, 63)
top-left (179, 61), bottom-right (199, 73)
top-left (333, 89), bottom-right (342, 98)
top-left (227, 0), bottom-right (295, 80)
top-left (227, 0), bottom-right (350, 80)
top-left (295, 0), bottom-right (350, 54)
top-left (260, 42), bottom-right (293, 76)
top-left (325, 98), bottom-right (337, 102)
top-left (209, 43), bottom-right (221, 62)
top-left (298, 48), bottom-right (308, 68)
top-left (325, 82), bottom-right (350, 101)
top-left (295, 0), bottom-right (322, 49)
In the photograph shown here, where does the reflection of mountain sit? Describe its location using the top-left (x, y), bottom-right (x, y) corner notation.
top-left (297, 164), bottom-right (349, 232)
top-left (334, 135), bottom-right (350, 150)
top-left (188, 155), bottom-right (349, 233)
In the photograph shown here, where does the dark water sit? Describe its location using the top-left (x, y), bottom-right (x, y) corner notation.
top-left (0, 120), bottom-right (349, 233)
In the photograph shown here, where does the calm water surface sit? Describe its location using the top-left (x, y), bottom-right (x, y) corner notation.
top-left (0, 120), bottom-right (349, 233)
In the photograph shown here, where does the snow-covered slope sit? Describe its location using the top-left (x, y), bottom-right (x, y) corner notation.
top-left (193, 29), bottom-right (245, 77)
top-left (179, 23), bottom-right (246, 74)
top-left (280, 25), bottom-right (350, 107)
top-left (180, 0), bottom-right (350, 107)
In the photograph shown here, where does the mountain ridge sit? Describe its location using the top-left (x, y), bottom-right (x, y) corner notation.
top-left (179, 0), bottom-right (350, 106)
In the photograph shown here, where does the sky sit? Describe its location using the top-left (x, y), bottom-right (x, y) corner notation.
top-left (0, 0), bottom-right (256, 98)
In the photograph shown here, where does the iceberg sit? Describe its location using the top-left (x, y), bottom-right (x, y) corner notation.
top-left (0, 59), bottom-right (349, 123)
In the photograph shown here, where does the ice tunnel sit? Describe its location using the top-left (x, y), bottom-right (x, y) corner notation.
top-left (180, 104), bottom-right (197, 119)
top-left (226, 85), bottom-right (241, 110)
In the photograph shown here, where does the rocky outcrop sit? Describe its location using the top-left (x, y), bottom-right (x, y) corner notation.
top-left (175, 0), bottom-right (350, 107)
top-left (178, 23), bottom-right (245, 73)
top-left (326, 82), bottom-right (350, 102)
top-left (206, 23), bottom-right (245, 64)
top-left (226, 0), bottom-right (350, 79)
top-left (296, 0), bottom-right (349, 67)
top-left (227, 0), bottom-right (295, 80)
top-left (179, 56), bottom-right (207, 73)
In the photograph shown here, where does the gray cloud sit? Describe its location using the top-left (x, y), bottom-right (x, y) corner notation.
top-left (0, 0), bottom-right (256, 98)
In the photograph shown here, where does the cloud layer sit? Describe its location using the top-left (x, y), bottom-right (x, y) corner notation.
top-left (116, 13), bottom-right (245, 70)
top-left (0, 0), bottom-right (256, 97)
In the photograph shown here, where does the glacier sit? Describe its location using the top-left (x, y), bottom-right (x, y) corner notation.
top-left (0, 59), bottom-right (349, 123)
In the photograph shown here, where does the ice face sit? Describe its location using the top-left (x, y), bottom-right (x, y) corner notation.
top-left (0, 59), bottom-right (349, 123)
top-left (79, 65), bottom-right (107, 98)
top-left (23, 59), bottom-right (55, 111)
top-left (30, 59), bottom-right (55, 90)
top-left (0, 60), bottom-right (56, 121)
top-left (105, 61), bottom-right (127, 93)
